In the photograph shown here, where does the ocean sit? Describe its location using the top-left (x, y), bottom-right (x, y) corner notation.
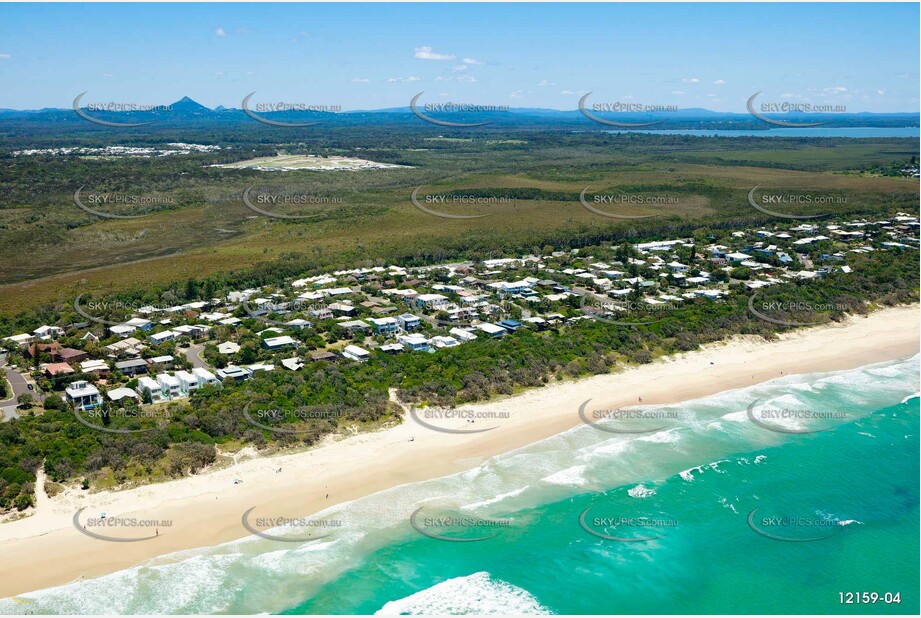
top-left (2, 355), bottom-right (918, 615)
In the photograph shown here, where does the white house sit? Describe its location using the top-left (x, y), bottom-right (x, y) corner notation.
top-left (398, 333), bottom-right (430, 352)
top-left (476, 323), bottom-right (506, 338)
top-left (342, 345), bottom-right (371, 362)
top-left (217, 366), bottom-right (252, 382)
top-left (370, 317), bottom-right (400, 334)
top-left (218, 341), bottom-right (241, 355)
top-left (149, 330), bottom-right (177, 345)
top-left (125, 317), bottom-right (153, 331)
top-left (136, 376), bottom-right (165, 402)
top-left (65, 380), bottom-right (102, 410)
top-left (414, 294), bottom-right (449, 309)
top-left (449, 327), bottom-right (477, 342)
top-left (176, 370), bottom-right (200, 394)
top-left (156, 373), bottom-right (182, 400)
top-left (262, 335), bottom-right (298, 351)
top-left (33, 325), bottom-right (65, 340)
top-left (192, 367), bottom-right (220, 387)
top-left (107, 387), bottom-right (140, 403)
top-left (110, 324), bottom-right (137, 338)
top-left (430, 335), bottom-right (460, 348)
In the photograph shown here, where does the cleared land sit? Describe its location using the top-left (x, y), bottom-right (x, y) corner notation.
top-left (213, 154), bottom-right (411, 171)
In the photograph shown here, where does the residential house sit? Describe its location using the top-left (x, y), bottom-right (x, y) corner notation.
top-left (44, 362), bottom-right (75, 378)
top-left (398, 333), bottom-right (430, 352)
top-left (192, 367), bottom-right (220, 388)
top-left (156, 373), bottom-right (182, 400)
top-left (342, 345), bottom-right (371, 362)
top-left (115, 358), bottom-right (148, 377)
top-left (65, 380), bottom-right (102, 410)
top-left (262, 335), bottom-right (298, 351)
top-left (217, 366), bottom-right (253, 382)
top-left (370, 317), bottom-right (400, 334)
top-left (476, 323), bottom-right (506, 338)
top-left (136, 376), bottom-right (165, 402)
top-left (79, 359), bottom-right (110, 376)
top-left (397, 314), bottom-right (422, 330)
top-left (33, 325), bottom-right (65, 340)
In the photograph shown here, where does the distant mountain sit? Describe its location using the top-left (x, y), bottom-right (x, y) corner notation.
top-left (0, 97), bottom-right (916, 130)
top-left (169, 96), bottom-right (212, 114)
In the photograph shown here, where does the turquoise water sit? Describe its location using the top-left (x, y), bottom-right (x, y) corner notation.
top-left (2, 356), bottom-right (918, 615)
top-left (603, 127), bottom-right (919, 138)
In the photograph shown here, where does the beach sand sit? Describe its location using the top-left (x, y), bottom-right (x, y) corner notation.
top-left (0, 306), bottom-right (917, 598)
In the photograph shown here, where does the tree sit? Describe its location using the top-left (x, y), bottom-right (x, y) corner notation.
top-left (16, 393), bottom-right (33, 408)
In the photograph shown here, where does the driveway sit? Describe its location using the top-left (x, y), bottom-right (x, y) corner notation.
top-left (1, 358), bottom-right (44, 421)
top-left (182, 343), bottom-right (213, 370)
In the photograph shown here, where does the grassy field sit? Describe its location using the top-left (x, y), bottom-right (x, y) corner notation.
top-left (0, 134), bottom-right (916, 315)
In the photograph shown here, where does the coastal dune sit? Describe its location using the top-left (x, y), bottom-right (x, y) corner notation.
top-left (0, 305), bottom-right (917, 599)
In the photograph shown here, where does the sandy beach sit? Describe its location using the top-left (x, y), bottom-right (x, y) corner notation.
top-left (1, 305), bottom-right (918, 599)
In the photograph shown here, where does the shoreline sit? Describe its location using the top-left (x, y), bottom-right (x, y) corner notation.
top-left (1, 305), bottom-right (918, 599)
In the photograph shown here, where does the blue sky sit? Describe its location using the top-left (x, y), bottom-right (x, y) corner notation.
top-left (0, 3), bottom-right (918, 112)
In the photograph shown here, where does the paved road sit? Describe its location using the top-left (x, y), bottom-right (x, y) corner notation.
top-left (1, 358), bottom-right (44, 421)
top-left (182, 343), bottom-right (213, 370)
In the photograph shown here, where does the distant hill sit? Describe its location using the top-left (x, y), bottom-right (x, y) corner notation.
top-left (0, 97), bottom-right (916, 130)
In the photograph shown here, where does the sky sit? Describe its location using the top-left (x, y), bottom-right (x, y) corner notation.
top-left (0, 2), bottom-right (918, 112)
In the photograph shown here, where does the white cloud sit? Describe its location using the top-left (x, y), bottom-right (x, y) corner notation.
top-left (510, 90), bottom-right (524, 99)
top-left (452, 64), bottom-right (469, 72)
top-left (823, 86), bottom-right (848, 94)
top-left (560, 90), bottom-right (587, 95)
top-left (780, 93), bottom-right (803, 99)
top-left (670, 90), bottom-right (685, 95)
top-left (456, 75), bottom-right (476, 83)
top-left (462, 57), bottom-right (484, 65)
top-left (214, 71), bottom-right (225, 77)
top-left (101, 72), bottom-right (113, 78)
top-left (388, 76), bottom-right (421, 83)
top-left (215, 27), bottom-right (226, 37)
top-left (877, 89), bottom-right (886, 96)
top-left (0, 54), bottom-right (11, 60)
top-left (713, 79), bottom-right (726, 86)
top-left (537, 80), bottom-right (555, 87)
top-left (682, 77), bottom-right (700, 84)
top-left (414, 46), bottom-right (455, 60)
top-left (351, 77), bottom-right (370, 83)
